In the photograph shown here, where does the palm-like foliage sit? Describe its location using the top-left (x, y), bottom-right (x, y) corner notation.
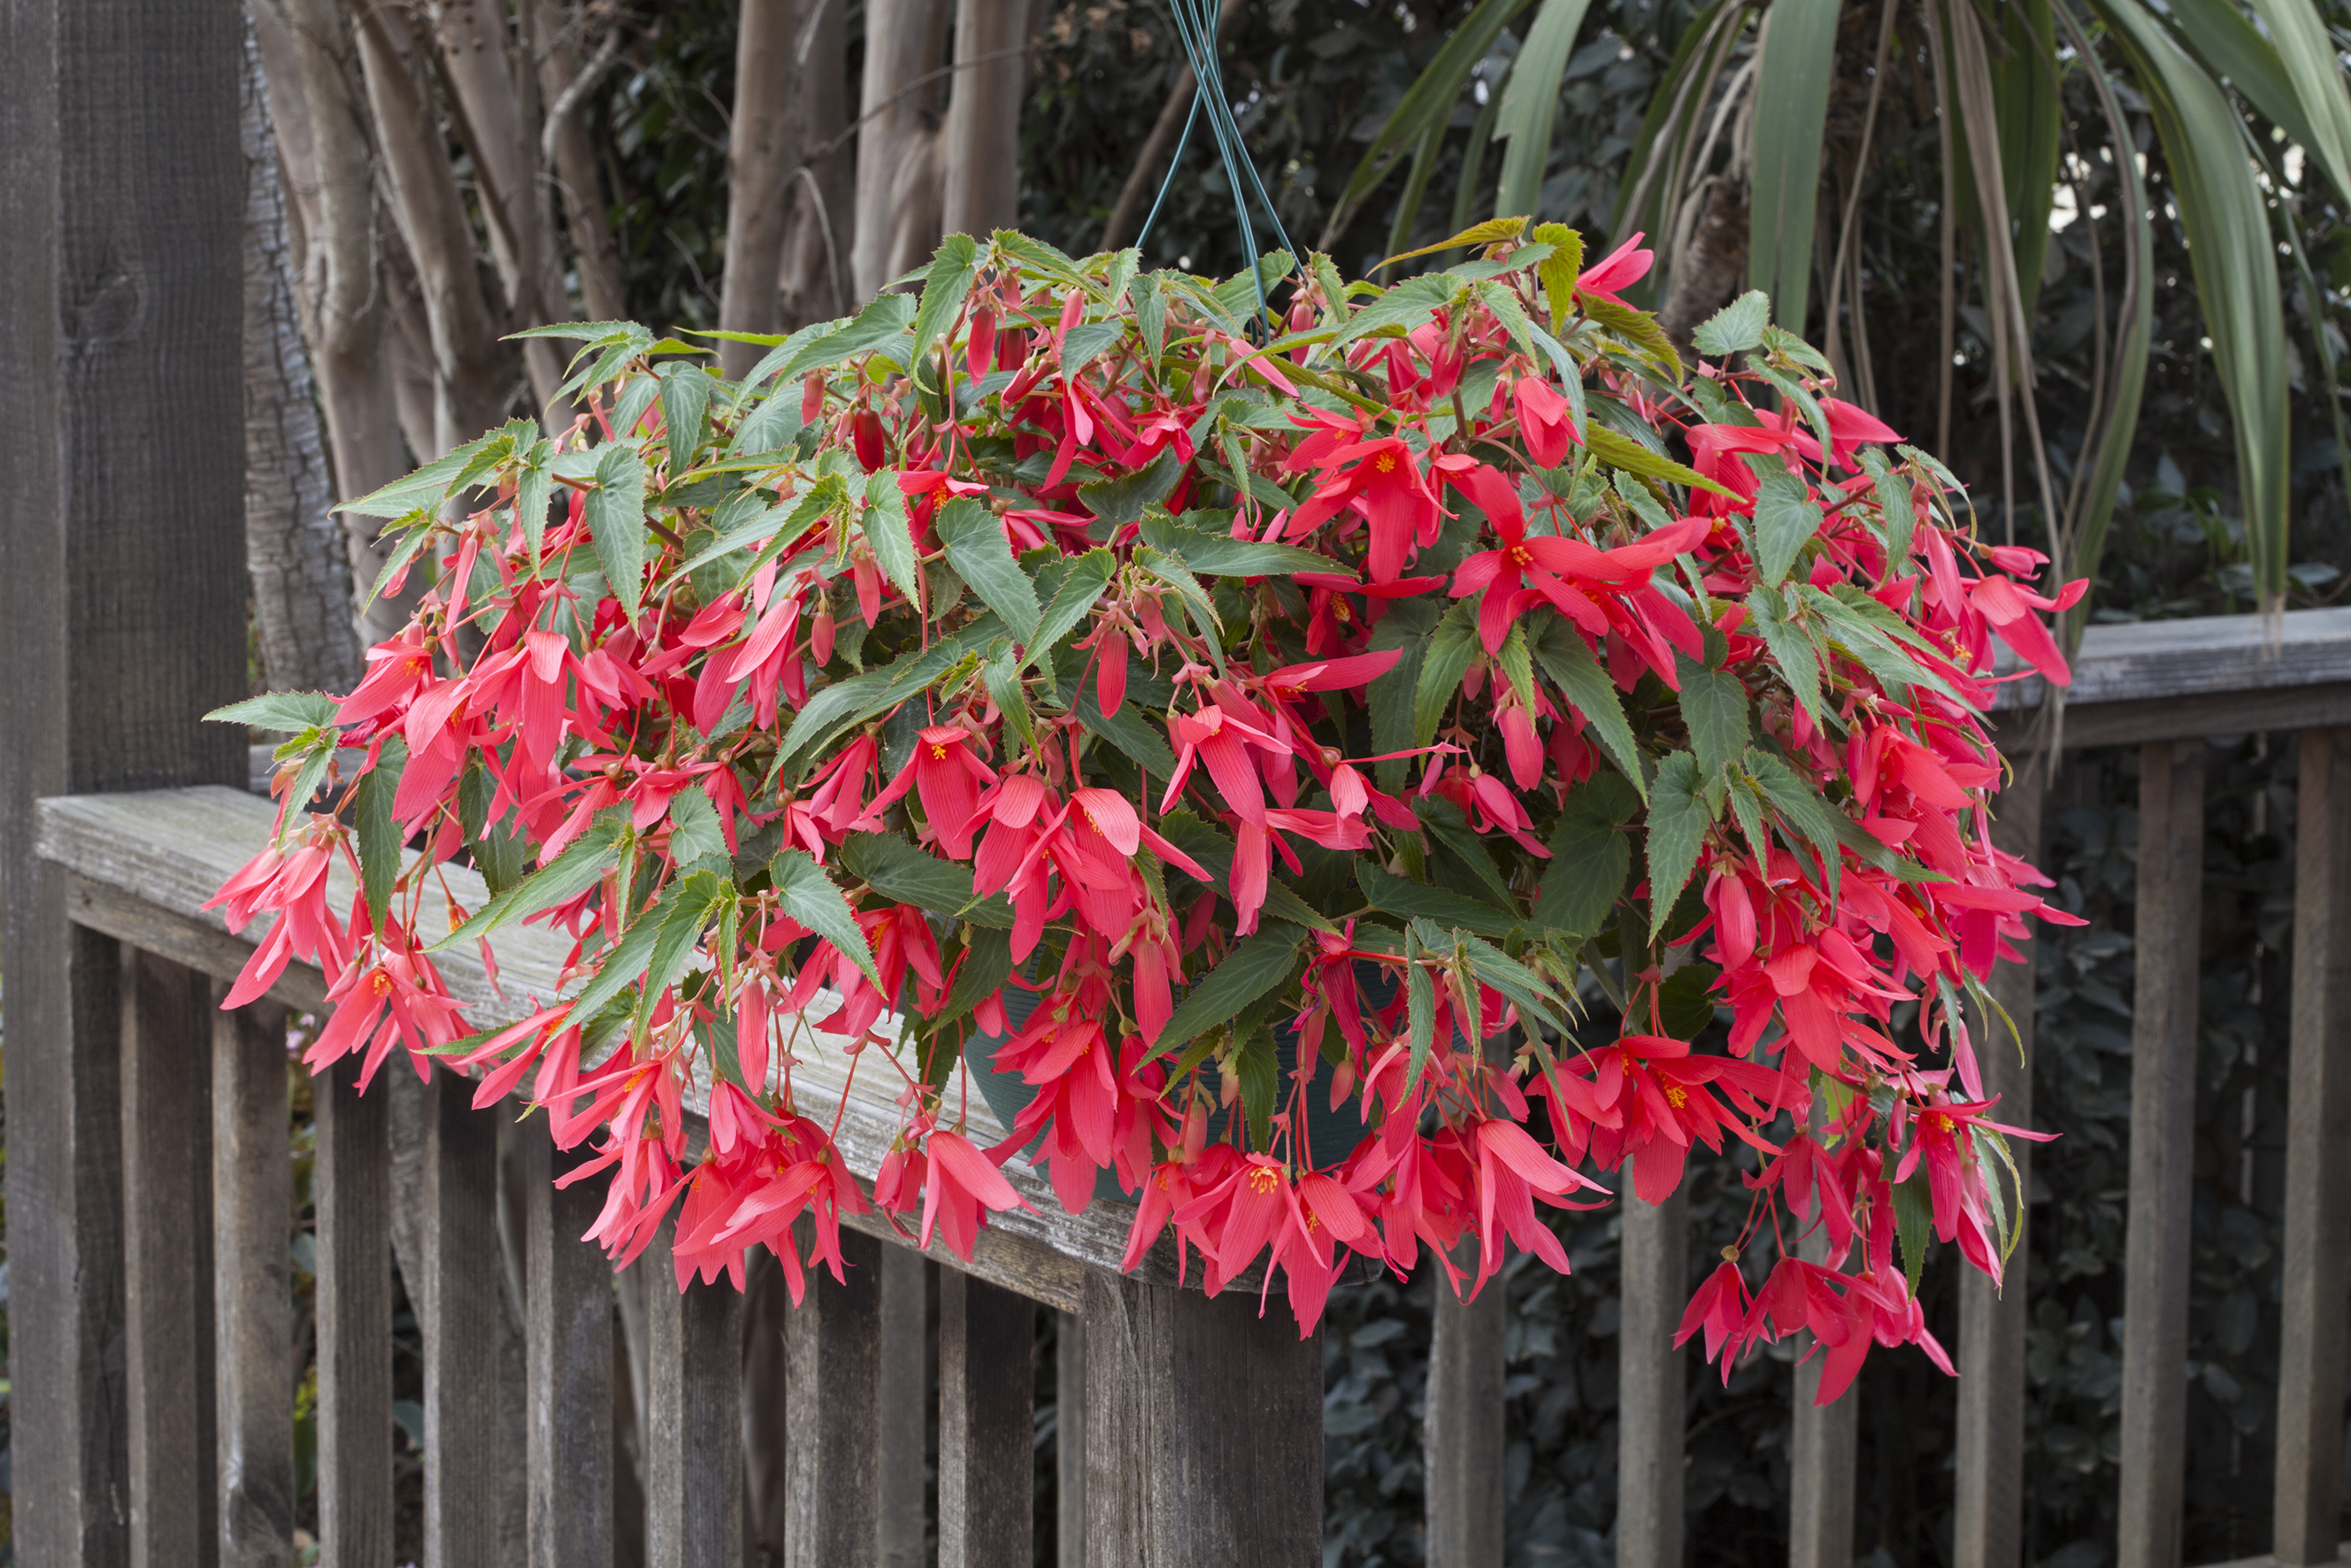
top-left (1331, 0), bottom-right (2351, 626)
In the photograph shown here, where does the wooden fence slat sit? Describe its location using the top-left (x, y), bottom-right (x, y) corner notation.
top-left (1, 0), bottom-right (246, 1540)
top-left (1789, 1215), bottom-right (1855, 1568)
top-left (1619, 1188), bottom-right (1688, 1568)
top-left (1427, 1253), bottom-right (1506, 1568)
top-left (422, 1068), bottom-right (501, 1568)
top-left (1058, 1310), bottom-right (1087, 1568)
top-left (2116, 738), bottom-right (2207, 1568)
top-left (940, 1267), bottom-right (1036, 1568)
top-left (314, 1049), bottom-right (394, 1564)
top-left (519, 1119), bottom-right (615, 1568)
top-left (121, 948), bottom-right (217, 1568)
top-left (643, 1220), bottom-right (747, 1566)
top-left (1953, 778), bottom-right (2046, 1568)
top-left (1081, 1269), bottom-right (1323, 1568)
top-left (878, 1245), bottom-right (930, 1568)
top-left (212, 1001), bottom-right (295, 1567)
top-left (2276, 726), bottom-right (2351, 1564)
top-left (785, 1227), bottom-right (883, 1568)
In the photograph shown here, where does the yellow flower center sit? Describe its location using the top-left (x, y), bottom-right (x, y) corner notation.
top-left (1374, 453), bottom-right (1397, 473)
top-left (1247, 1166), bottom-right (1281, 1193)
top-left (930, 742), bottom-right (949, 759)
top-left (1663, 1084), bottom-right (1687, 1109)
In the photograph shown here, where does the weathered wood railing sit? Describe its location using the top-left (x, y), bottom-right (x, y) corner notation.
top-left (14, 608), bottom-right (2351, 1566)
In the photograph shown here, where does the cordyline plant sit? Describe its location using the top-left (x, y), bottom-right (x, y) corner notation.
top-left (207, 219), bottom-right (2081, 1400)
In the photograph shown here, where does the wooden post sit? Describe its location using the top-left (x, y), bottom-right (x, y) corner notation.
top-left (519, 1119), bottom-right (614, 1568)
top-left (212, 1001), bottom-right (295, 1568)
top-left (1954, 777), bottom-right (2046, 1568)
top-left (1618, 1188), bottom-right (1688, 1568)
top-left (1427, 1256), bottom-right (1506, 1567)
top-left (1082, 1270), bottom-right (1323, 1568)
top-left (940, 1268), bottom-right (1036, 1568)
top-left (1789, 1215), bottom-right (1855, 1568)
top-left (2276, 727), bottom-right (2351, 1564)
top-left (643, 1221), bottom-right (747, 1566)
top-left (2116, 738), bottom-right (2206, 1568)
top-left (314, 1051), bottom-right (394, 1564)
top-left (422, 1069), bottom-right (501, 1568)
top-left (878, 1246), bottom-right (930, 1568)
top-left (0, 0), bottom-right (247, 1560)
top-left (1059, 1311), bottom-right (1087, 1568)
top-left (121, 949), bottom-right (217, 1568)
top-left (786, 1227), bottom-right (884, 1568)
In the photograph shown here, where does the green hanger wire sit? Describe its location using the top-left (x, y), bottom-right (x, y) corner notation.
top-left (1133, 0), bottom-right (1298, 334)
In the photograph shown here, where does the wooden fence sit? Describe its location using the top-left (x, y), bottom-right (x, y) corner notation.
top-left (8, 13), bottom-right (2351, 1565)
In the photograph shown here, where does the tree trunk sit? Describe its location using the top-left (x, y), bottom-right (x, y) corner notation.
top-left (420, 0), bottom-right (573, 414)
top-left (852, 0), bottom-right (949, 300)
top-left (269, 0), bottom-right (418, 645)
top-left (242, 14), bottom-right (363, 695)
top-left (778, 0), bottom-right (854, 327)
top-left (352, 2), bottom-right (517, 456)
top-left (537, 0), bottom-right (626, 325)
top-left (720, 0), bottom-right (803, 380)
top-left (941, 0), bottom-right (1029, 239)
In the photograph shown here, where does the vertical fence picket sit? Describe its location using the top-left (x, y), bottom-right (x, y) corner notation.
top-left (939, 1268), bottom-right (1035, 1568)
top-left (1081, 1270), bottom-right (1323, 1568)
top-left (1058, 1310), bottom-right (1088, 1568)
top-left (211, 1001), bottom-right (295, 1567)
top-left (641, 1219), bottom-right (745, 1566)
top-left (314, 1049), bottom-right (395, 1564)
top-left (520, 1118), bottom-right (615, 1568)
top-left (2116, 739), bottom-right (2206, 1568)
top-left (878, 1246), bottom-right (930, 1568)
top-left (1427, 1254), bottom-right (1506, 1567)
top-left (1789, 1213), bottom-right (1856, 1568)
top-left (2275, 726), bottom-right (2351, 1564)
top-left (423, 1069), bottom-right (501, 1568)
top-left (784, 1227), bottom-right (881, 1568)
top-left (1953, 778), bottom-right (2045, 1568)
top-left (1618, 1188), bottom-right (1689, 1568)
top-left (121, 949), bottom-right (216, 1568)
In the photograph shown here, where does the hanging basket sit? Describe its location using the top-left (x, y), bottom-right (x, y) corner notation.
top-left (207, 221), bottom-right (2075, 1387)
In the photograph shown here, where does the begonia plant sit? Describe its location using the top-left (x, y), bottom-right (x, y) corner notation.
top-left (206, 219), bottom-right (2080, 1399)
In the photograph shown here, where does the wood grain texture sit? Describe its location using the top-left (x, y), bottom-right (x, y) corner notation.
top-left (1082, 1269), bottom-right (1323, 1568)
top-left (1789, 1212), bottom-right (1855, 1568)
top-left (940, 1269), bottom-right (1035, 1568)
top-left (34, 786), bottom-right (1197, 1309)
top-left (213, 1002), bottom-right (296, 1568)
top-left (2116, 740), bottom-right (2207, 1568)
top-left (1427, 1252), bottom-right (1506, 1568)
top-left (422, 1070), bottom-right (501, 1568)
top-left (642, 1222), bottom-right (747, 1566)
top-left (1993, 681), bottom-right (2351, 752)
top-left (1953, 780), bottom-right (2044, 1568)
top-left (2, 0), bottom-right (247, 1556)
top-left (313, 1050), bottom-right (395, 1565)
top-left (1617, 1188), bottom-right (1688, 1568)
top-left (878, 1247), bottom-right (930, 1568)
top-left (121, 949), bottom-right (218, 1568)
top-left (67, 870), bottom-right (329, 1014)
top-left (786, 1226), bottom-right (884, 1568)
top-left (519, 1121), bottom-right (615, 1568)
top-left (1058, 1311), bottom-right (1087, 1568)
top-left (1788, 1357), bottom-right (1856, 1568)
top-left (2275, 728), bottom-right (2351, 1564)
top-left (1994, 607), bottom-right (2351, 712)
